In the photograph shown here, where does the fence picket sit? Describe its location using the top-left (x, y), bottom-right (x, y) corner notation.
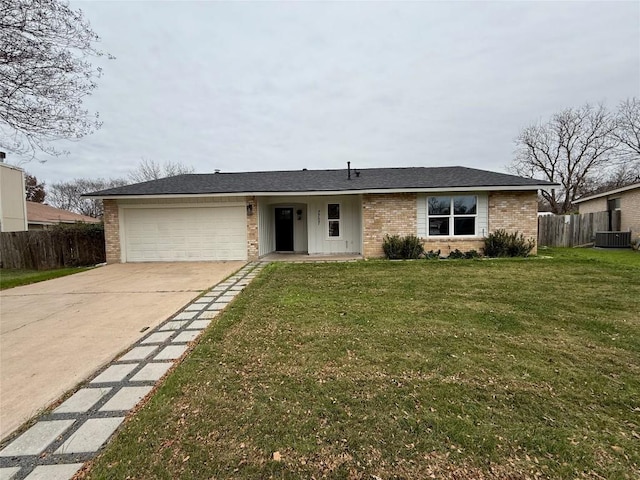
top-left (0, 226), bottom-right (105, 270)
top-left (538, 211), bottom-right (610, 247)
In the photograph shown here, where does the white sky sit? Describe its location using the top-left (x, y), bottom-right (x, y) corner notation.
top-left (20, 0), bottom-right (640, 186)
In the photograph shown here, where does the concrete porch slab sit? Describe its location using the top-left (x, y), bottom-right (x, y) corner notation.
top-left (261, 253), bottom-right (362, 262)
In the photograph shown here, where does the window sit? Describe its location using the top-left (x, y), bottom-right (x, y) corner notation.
top-left (328, 203), bottom-right (340, 237)
top-left (428, 196), bottom-right (477, 236)
top-left (607, 198), bottom-right (621, 211)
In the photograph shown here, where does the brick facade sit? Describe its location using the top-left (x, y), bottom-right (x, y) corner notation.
top-left (362, 193), bottom-right (417, 258)
top-left (246, 196), bottom-right (259, 260)
top-left (104, 190), bottom-right (541, 262)
top-left (621, 189), bottom-right (640, 241)
top-left (488, 191), bottom-right (539, 254)
top-left (361, 190), bottom-right (539, 258)
top-left (578, 188), bottom-right (640, 242)
top-left (103, 199), bottom-right (121, 264)
top-left (420, 238), bottom-right (486, 256)
top-left (577, 197), bottom-right (607, 215)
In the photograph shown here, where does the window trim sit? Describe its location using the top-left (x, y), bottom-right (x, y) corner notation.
top-left (326, 202), bottom-right (342, 239)
top-left (427, 195), bottom-right (478, 237)
top-left (607, 197), bottom-right (621, 211)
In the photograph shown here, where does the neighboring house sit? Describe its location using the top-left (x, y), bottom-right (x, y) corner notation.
top-left (0, 162), bottom-right (28, 232)
top-left (26, 201), bottom-right (101, 230)
top-left (574, 182), bottom-right (640, 241)
top-left (85, 166), bottom-right (556, 263)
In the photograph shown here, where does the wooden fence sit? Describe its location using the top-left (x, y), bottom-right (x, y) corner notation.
top-left (538, 211), bottom-right (614, 247)
top-left (0, 225), bottom-right (105, 270)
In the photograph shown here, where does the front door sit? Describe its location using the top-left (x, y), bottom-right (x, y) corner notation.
top-left (275, 207), bottom-right (294, 251)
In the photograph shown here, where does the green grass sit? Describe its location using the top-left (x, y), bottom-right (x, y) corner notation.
top-left (540, 245), bottom-right (640, 266)
top-left (0, 267), bottom-right (89, 290)
top-left (86, 248), bottom-right (639, 479)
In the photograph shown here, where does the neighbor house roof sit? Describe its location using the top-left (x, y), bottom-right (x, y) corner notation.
top-left (573, 182), bottom-right (640, 204)
top-left (85, 166), bottom-right (557, 198)
top-left (27, 202), bottom-right (101, 226)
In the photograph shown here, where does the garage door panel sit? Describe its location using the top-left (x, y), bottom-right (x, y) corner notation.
top-left (123, 206), bottom-right (247, 262)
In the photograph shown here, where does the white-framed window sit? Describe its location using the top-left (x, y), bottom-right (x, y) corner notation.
top-left (427, 195), bottom-right (477, 236)
top-left (327, 203), bottom-right (341, 238)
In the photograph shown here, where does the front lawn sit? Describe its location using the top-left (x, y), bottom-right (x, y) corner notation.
top-left (0, 267), bottom-right (89, 290)
top-left (85, 248), bottom-right (639, 479)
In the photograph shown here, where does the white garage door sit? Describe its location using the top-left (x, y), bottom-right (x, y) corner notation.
top-left (123, 206), bottom-right (247, 262)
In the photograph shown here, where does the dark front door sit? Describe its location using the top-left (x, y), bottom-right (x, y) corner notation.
top-left (275, 207), bottom-right (294, 251)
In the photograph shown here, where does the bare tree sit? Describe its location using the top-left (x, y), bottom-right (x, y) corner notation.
top-left (0, 0), bottom-right (112, 160)
top-left (48, 177), bottom-right (126, 218)
top-left (613, 97), bottom-right (640, 160)
top-left (128, 158), bottom-right (194, 183)
top-left (580, 160), bottom-right (640, 196)
top-left (511, 104), bottom-right (618, 214)
top-left (25, 173), bottom-right (45, 202)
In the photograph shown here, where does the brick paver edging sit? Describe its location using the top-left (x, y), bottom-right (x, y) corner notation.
top-left (0, 262), bottom-right (266, 480)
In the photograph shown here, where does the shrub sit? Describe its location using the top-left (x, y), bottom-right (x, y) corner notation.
top-left (446, 249), bottom-right (482, 260)
top-left (424, 249), bottom-right (441, 260)
top-left (484, 229), bottom-right (535, 258)
top-left (382, 234), bottom-right (424, 260)
top-left (448, 249), bottom-right (465, 259)
top-left (401, 235), bottom-right (424, 259)
top-left (382, 235), bottom-right (403, 259)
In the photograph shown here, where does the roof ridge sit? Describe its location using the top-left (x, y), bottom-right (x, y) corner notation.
top-left (182, 165), bottom-right (470, 176)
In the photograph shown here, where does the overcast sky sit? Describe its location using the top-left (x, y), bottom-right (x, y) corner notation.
top-left (20, 0), bottom-right (640, 186)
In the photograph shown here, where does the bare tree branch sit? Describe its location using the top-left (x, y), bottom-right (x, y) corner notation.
top-left (510, 103), bottom-right (618, 213)
top-left (48, 177), bottom-right (126, 218)
top-left (128, 158), bottom-right (194, 183)
top-left (0, 0), bottom-right (113, 160)
top-left (613, 97), bottom-right (640, 158)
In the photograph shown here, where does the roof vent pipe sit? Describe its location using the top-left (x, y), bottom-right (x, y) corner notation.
top-left (347, 161), bottom-right (351, 180)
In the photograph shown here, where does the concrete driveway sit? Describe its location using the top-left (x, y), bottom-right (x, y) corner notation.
top-left (0, 261), bottom-right (245, 440)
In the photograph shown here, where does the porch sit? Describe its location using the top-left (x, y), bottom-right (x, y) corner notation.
top-left (260, 252), bottom-right (363, 262)
top-left (256, 195), bottom-right (362, 257)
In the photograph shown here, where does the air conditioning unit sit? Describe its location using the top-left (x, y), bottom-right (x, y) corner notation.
top-left (594, 231), bottom-right (631, 248)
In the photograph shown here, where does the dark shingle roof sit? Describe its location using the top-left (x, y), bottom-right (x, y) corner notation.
top-left (86, 166), bottom-right (555, 197)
